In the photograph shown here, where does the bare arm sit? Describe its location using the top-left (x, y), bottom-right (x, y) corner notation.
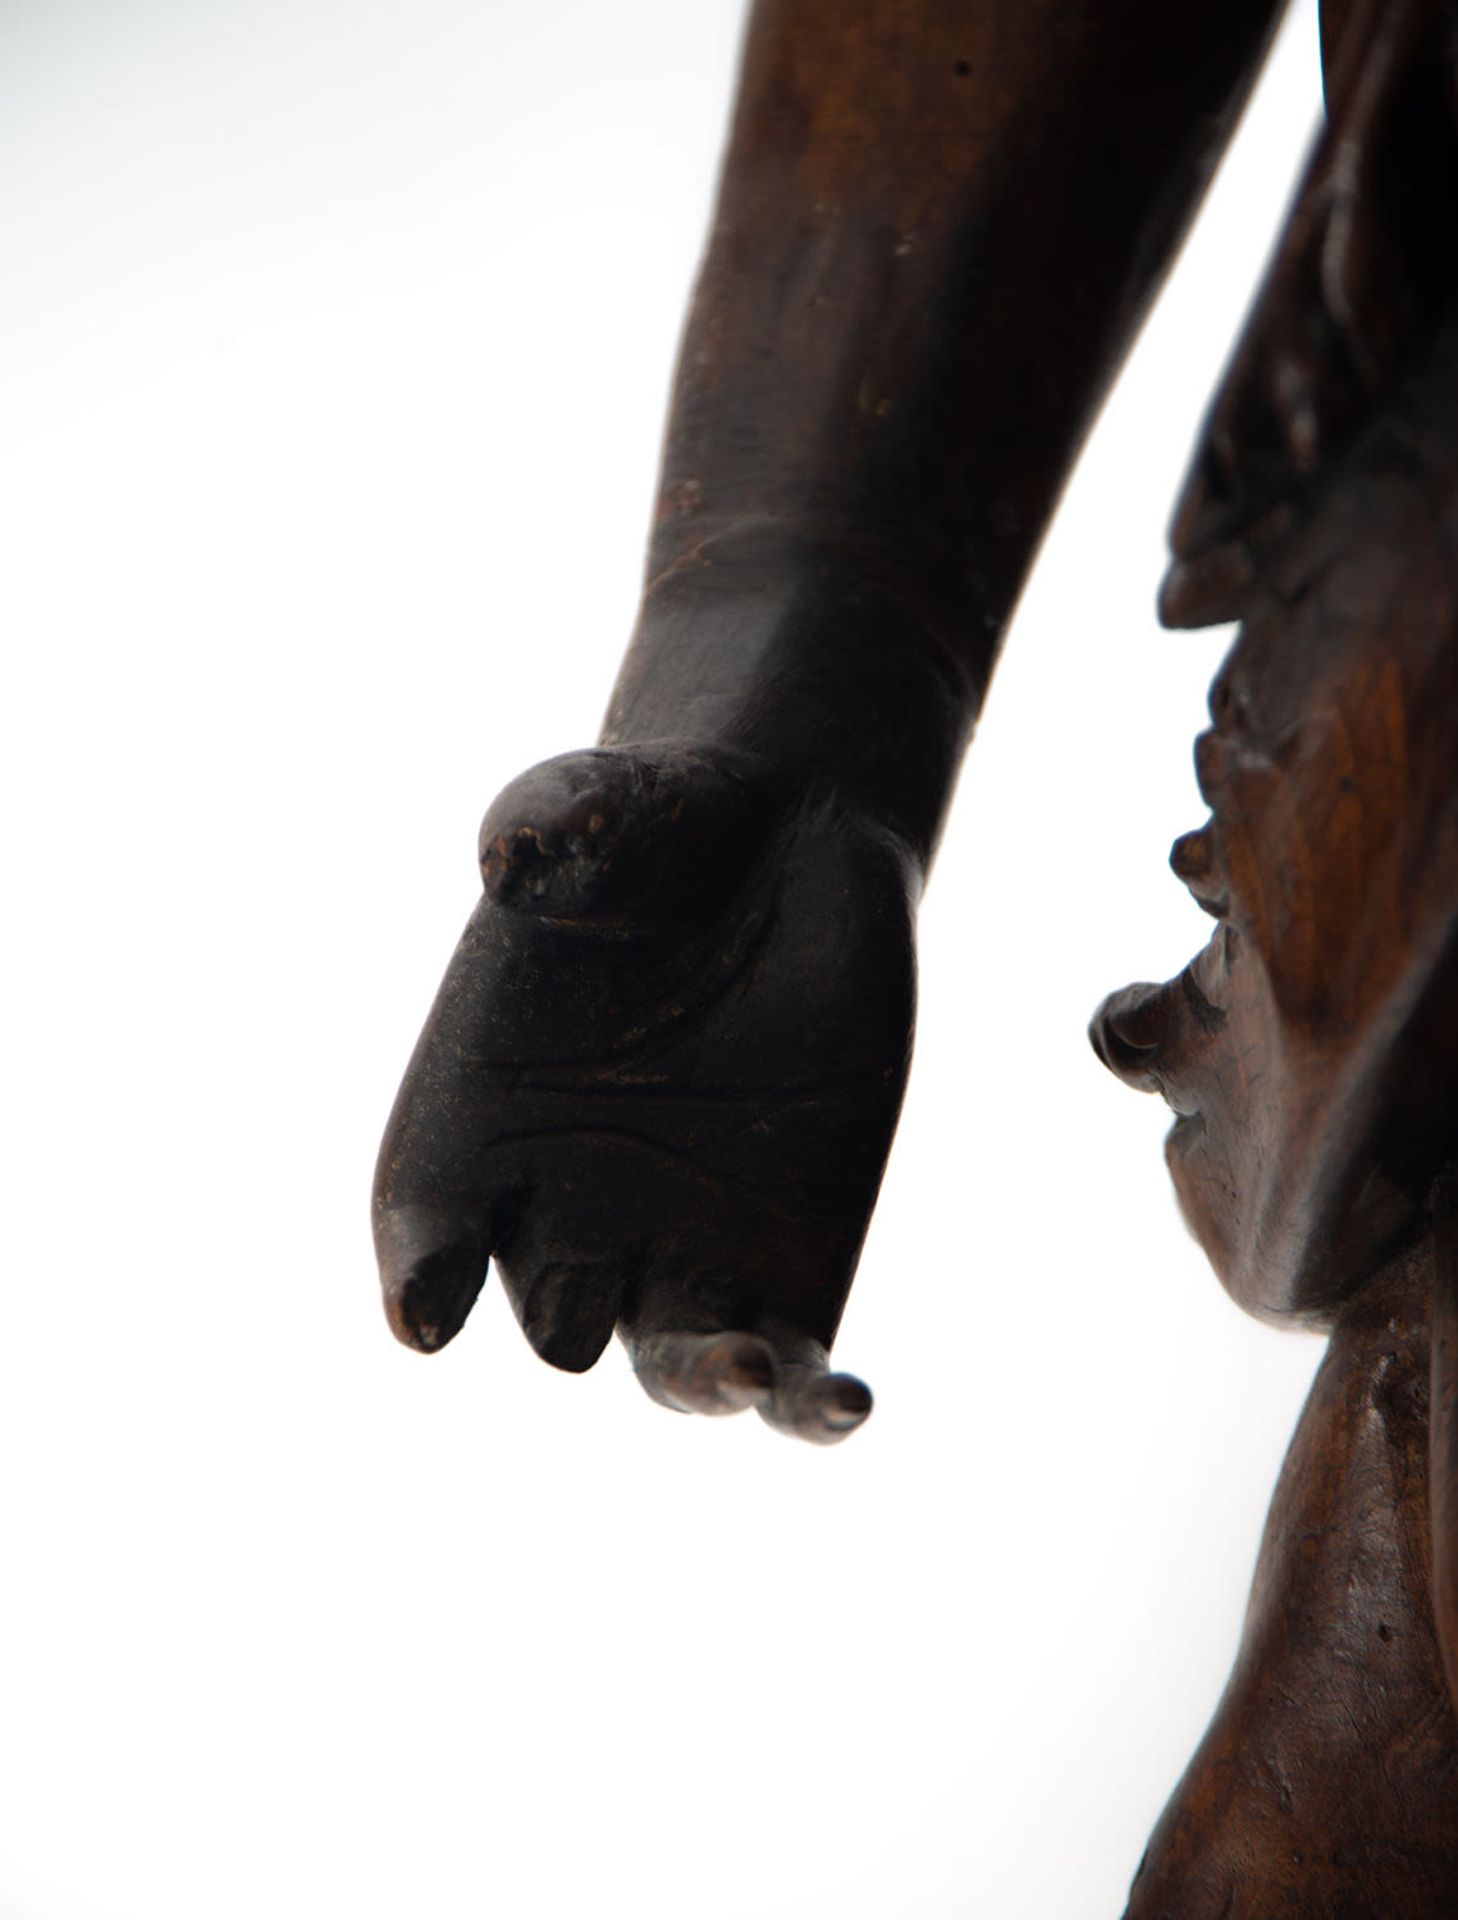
top-left (375, 0), bottom-right (1290, 1439)
top-left (609, 0), bottom-right (1290, 862)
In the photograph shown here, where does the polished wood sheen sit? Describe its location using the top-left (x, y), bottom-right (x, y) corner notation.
top-left (377, 0), bottom-right (1458, 1905)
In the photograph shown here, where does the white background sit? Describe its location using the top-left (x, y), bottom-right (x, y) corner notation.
top-left (2, 3), bottom-right (1325, 1915)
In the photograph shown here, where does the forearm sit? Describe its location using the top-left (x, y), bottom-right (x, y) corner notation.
top-left (604, 0), bottom-right (1289, 867)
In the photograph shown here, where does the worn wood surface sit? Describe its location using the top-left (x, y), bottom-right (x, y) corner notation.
top-left (378, 0), bottom-right (1458, 1905)
top-left (376, 0), bottom-right (1283, 1434)
top-left (1123, 1253), bottom-right (1458, 1916)
top-left (1089, 1), bottom-right (1458, 1908)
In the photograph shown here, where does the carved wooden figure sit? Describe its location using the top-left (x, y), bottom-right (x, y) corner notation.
top-left (375, 0), bottom-right (1458, 1905)
top-left (1087, 1), bottom-right (1458, 1905)
top-left (375, 0), bottom-right (1288, 1433)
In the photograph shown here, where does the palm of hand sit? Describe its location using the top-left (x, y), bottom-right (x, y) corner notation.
top-left (373, 744), bottom-right (916, 1441)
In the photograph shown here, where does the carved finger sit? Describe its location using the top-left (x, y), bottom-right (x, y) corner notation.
top-left (477, 750), bottom-right (644, 918)
top-left (493, 1257), bottom-right (628, 1375)
top-left (477, 745), bottom-right (769, 925)
top-left (629, 1331), bottom-right (776, 1416)
top-left (375, 1203), bottom-right (490, 1354)
top-left (756, 1362), bottom-right (873, 1446)
top-left (372, 900), bottom-right (522, 1356)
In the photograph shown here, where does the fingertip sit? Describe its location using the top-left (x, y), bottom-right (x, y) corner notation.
top-left (760, 1368), bottom-right (874, 1445)
top-left (521, 1264), bottom-right (625, 1374)
top-left (381, 1242), bottom-right (488, 1354)
top-left (822, 1372), bottom-right (873, 1422)
top-left (805, 1372), bottom-right (874, 1444)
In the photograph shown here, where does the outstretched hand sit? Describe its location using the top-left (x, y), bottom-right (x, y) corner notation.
top-left (373, 742), bottom-right (917, 1442)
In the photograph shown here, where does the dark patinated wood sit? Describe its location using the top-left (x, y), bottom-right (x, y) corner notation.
top-left (1124, 1252), bottom-right (1458, 1917)
top-left (1094, 327), bottom-right (1458, 1904)
top-left (378, 0), bottom-right (1458, 1904)
top-left (1089, 2), bottom-right (1458, 1906)
top-left (1095, 325), bottom-right (1458, 1325)
top-left (1430, 1166), bottom-right (1458, 1720)
top-left (375, 0), bottom-right (1284, 1438)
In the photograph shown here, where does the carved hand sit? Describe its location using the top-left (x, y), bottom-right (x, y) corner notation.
top-left (373, 742), bottom-right (916, 1442)
top-left (374, 0), bottom-right (1293, 1442)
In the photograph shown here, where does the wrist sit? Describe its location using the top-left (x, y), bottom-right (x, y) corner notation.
top-left (601, 515), bottom-right (984, 877)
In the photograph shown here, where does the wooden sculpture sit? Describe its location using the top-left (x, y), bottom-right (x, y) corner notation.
top-left (374, 0), bottom-right (1290, 1431)
top-left (375, 0), bottom-right (1458, 1905)
top-left (1086, 2), bottom-right (1458, 1905)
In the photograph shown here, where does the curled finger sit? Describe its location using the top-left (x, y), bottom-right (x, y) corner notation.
top-left (630, 1330), bottom-right (777, 1416)
top-left (757, 1363), bottom-right (873, 1446)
